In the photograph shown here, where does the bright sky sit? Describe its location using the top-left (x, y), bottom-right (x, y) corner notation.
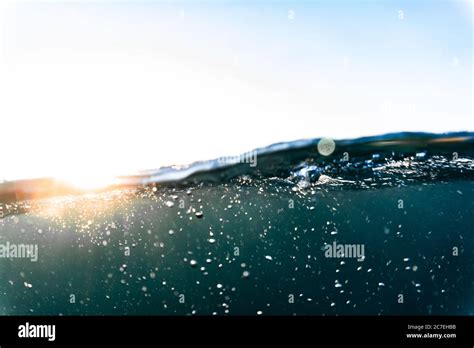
top-left (0, 0), bottom-right (472, 184)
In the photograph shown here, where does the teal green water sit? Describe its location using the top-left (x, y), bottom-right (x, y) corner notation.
top-left (0, 133), bottom-right (473, 315)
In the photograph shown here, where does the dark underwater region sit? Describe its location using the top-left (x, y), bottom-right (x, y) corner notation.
top-left (0, 132), bottom-right (473, 315)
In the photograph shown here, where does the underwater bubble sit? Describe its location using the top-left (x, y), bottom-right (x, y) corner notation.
top-left (317, 138), bottom-right (336, 156)
top-left (416, 152), bottom-right (427, 159)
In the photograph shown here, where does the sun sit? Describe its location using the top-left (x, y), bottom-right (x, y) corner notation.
top-left (55, 171), bottom-right (119, 192)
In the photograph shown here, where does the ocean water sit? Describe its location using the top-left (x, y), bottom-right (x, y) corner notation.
top-left (0, 132), bottom-right (473, 315)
